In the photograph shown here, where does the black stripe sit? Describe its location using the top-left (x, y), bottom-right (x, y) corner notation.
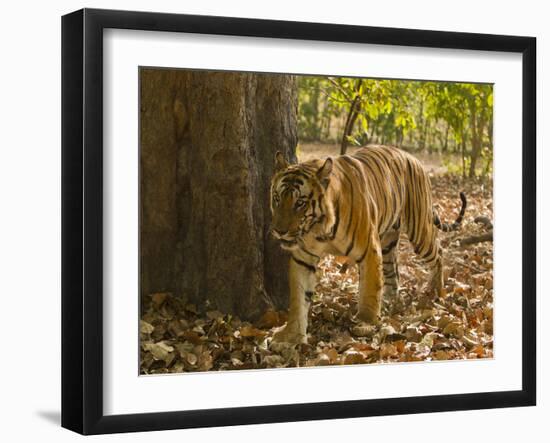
top-left (354, 151), bottom-right (386, 197)
top-left (354, 154), bottom-right (387, 232)
top-left (371, 150), bottom-right (401, 230)
top-left (280, 184), bottom-right (300, 195)
top-left (282, 178), bottom-right (304, 187)
top-left (301, 247), bottom-right (320, 259)
top-left (389, 189), bottom-right (398, 228)
top-left (339, 170), bottom-right (356, 236)
top-left (341, 156), bottom-right (365, 184)
top-left (286, 170), bottom-right (312, 181)
top-left (315, 199), bottom-right (340, 242)
top-left (354, 155), bottom-right (383, 198)
top-left (413, 166), bottom-right (424, 245)
top-left (329, 200), bottom-right (340, 239)
top-left (422, 254), bottom-right (439, 265)
top-left (421, 242), bottom-right (436, 261)
top-left (382, 239), bottom-right (398, 255)
top-left (357, 248), bottom-right (368, 263)
top-left (345, 224), bottom-right (357, 256)
top-left (334, 160), bottom-right (355, 219)
top-left (356, 236), bottom-right (371, 263)
top-left (367, 148), bottom-right (395, 175)
top-left (292, 256), bottom-right (316, 273)
top-left (300, 163), bottom-right (317, 174)
top-left (406, 159), bottom-right (418, 243)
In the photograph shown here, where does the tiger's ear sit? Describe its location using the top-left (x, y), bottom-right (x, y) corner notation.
top-left (317, 158), bottom-right (333, 188)
top-left (274, 151), bottom-right (289, 172)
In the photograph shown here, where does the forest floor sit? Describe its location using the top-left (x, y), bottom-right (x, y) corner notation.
top-left (140, 154), bottom-right (494, 374)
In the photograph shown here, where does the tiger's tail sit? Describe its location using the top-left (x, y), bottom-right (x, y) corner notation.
top-left (433, 192), bottom-right (467, 232)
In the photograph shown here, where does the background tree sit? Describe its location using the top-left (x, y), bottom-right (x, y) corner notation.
top-left (140, 69), bottom-right (298, 320)
top-left (297, 76), bottom-right (493, 178)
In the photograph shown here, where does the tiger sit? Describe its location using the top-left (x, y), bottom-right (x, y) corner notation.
top-left (269, 145), bottom-right (466, 345)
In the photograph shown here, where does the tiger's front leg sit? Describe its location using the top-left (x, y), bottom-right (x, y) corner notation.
top-left (272, 254), bottom-right (317, 345)
top-left (356, 230), bottom-right (384, 324)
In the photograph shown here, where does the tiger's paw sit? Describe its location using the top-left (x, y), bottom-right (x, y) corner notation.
top-left (426, 283), bottom-right (445, 300)
top-left (355, 308), bottom-right (381, 325)
top-left (271, 324), bottom-right (307, 346)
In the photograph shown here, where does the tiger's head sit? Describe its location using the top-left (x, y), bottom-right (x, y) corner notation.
top-left (270, 152), bottom-right (333, 250)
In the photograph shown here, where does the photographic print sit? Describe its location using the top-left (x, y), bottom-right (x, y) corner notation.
top-left (62, 9), bottom-right (535, 433)
top-left (139, 69), bottom-right (494, 374)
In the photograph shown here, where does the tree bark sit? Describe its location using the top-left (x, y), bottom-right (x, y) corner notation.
top-left (460, 134), bottom-right (467, 179)
top-left (340, 79), bottom-right (363, 155)
top-left (443, 123), bottom-right (449, 153)
top-left (468, 106), bottom-right (486, 178)
top-left (340, 95), bottom-right (361, 155)
top-left (418, 99), bottom-right (426, 151)
top-left (140, 69), bottom-right (297, 320)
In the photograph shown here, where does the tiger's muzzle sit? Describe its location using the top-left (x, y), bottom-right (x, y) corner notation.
top-left (270, 226), bottom-right (300, 249)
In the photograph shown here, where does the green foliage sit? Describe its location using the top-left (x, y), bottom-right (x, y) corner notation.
top-left (297, 76), bottom-right (493, 177)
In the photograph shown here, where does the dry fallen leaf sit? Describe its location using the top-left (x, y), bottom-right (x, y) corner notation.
top-left (151, 292), bottom-right (168, 307)
top-left (140, 320), bottom-right (154, 335)
top-left (240, 325), bottom-right (267, 338)
top-left (342, 350), bottom-right (367, 365)
top-left (379, 343), bottom-right (398, 359)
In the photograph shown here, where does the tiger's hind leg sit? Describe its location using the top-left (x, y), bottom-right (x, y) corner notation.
top-left (380, 225), bottom-right (401, 299)
top-left (403, 167), bottom-right (445, 298)
top-left (411, 231), bottom-right (444, 298)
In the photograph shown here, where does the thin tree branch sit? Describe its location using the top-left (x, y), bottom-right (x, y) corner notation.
top-left (460, 232), bottom-right (493, 246)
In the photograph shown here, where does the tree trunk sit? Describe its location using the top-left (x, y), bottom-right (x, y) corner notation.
top-left (310, 84), bottom-right (320, 140)
top-left (369, 120), bottom-right (379, 144)
top-left (340, 95), bottom-right (361, 155)
top-left (484, 114), bottom-right (494, 176)
top-left (140, 69), bottom-right (297, 320)
top-left (424, 121), bottom-right (431, 153)
top-left (468, 108), bottom-right (486, 178)
top-left (418, 99), bottom-right (426, 151)
top-left (461, 135), bottom-right (466, 179)
top-left (443, 123), bottom-right (449, 153)
top-left (340, 79), bottom-right (363, 155)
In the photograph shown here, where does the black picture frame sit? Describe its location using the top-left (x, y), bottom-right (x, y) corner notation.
top-left (62, 8), bottom-right (536, 435)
